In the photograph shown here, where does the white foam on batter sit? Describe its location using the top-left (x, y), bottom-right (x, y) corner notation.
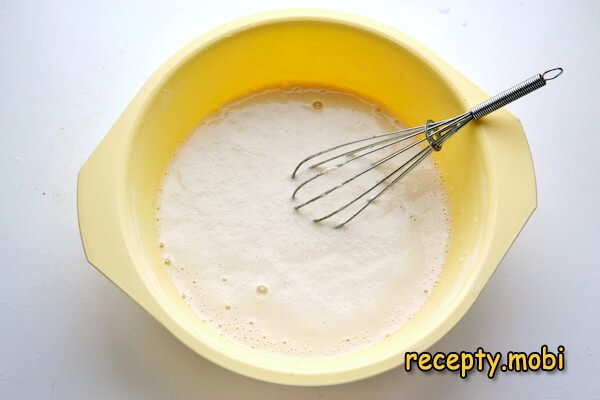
top-left (157, 88), bottom-right (450, 358)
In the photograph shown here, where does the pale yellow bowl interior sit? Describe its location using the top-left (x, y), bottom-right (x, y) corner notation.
top-left (78, 10), bottom-right (535, 386)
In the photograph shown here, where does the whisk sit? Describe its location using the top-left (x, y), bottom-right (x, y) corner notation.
top-left (291, 67), bottom-right (563, 228)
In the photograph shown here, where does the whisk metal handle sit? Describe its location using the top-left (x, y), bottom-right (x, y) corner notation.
top-left (469, 68), bottom-right (563, 119)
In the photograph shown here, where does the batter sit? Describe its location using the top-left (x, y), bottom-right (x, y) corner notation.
top-left (157, 88), bottom-right (450, 358)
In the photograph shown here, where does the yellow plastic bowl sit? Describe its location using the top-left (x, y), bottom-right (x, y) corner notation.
top-left (77, 10), bottom-right (536, 385)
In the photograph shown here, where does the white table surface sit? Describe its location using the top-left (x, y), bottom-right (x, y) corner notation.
top-left (2, 0), bottom-right (599, 398)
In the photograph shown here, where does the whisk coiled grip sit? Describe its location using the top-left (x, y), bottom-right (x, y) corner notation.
top-left (469, 68), bottom-right (563, 119)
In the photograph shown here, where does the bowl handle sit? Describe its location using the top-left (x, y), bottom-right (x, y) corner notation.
top-left (77, 117), bottom-right (154, 308)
